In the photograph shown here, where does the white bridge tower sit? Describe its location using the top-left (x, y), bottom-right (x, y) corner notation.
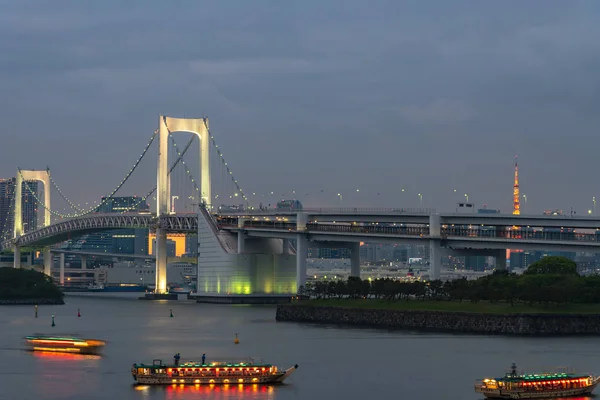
top-left (155, 116), bottom-right (211, 293)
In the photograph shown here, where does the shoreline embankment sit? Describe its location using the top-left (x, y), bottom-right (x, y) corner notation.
top-left (276, 304), bottom-right (600, 335)
top-left (0, 298), bottom-right (64, 305)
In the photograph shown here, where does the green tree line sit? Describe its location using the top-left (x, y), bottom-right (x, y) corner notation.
top-left (299, 256), bottom-right (600, 305)
top-left (0, 268), bottom-right (64, 300)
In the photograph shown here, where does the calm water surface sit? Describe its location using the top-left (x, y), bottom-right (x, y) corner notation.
top-left (0, 294), bottom-right (598, 400)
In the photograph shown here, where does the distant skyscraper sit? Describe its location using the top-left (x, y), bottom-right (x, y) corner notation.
top-left (0, 178), bottom-right (39, 239)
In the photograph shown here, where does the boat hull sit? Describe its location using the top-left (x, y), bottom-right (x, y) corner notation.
top-left (476, 382), bottom-right (598, 399)
top-left (132, 365), bottom-right (298, 386)
top-left (88, 286), bottom-right (146, 292)
top-left (26, 346), bottom-right (103, 355)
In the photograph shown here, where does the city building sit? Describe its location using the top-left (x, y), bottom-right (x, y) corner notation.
top-left (0, 177), bottom-right (39, 239)
top-left (151, 238), bottom-right (176, 257)
top-left (96, 196), bottom-right (150, 213)
top-left (59, 196), bottom-right (151, 264)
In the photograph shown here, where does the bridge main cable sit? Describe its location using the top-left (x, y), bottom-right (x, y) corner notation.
top-left (120, 134), bottom-right (197, 213)
top-left (19, 130), bottom-right (158, 219)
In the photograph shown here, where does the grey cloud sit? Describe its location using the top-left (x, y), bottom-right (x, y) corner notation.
top-left (1, 0), bottom-right (600, 214)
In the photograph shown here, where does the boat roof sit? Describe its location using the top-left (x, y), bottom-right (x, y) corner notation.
top-left (26, 335), bottom-right (88, 341)
top-left (495, 372), bottom-right (590, 382)
top-left (135, 359), bottom-right (273, 368)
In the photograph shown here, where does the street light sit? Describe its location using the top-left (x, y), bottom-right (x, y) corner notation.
top-left (464, 194), bottom-right (469, 203)
top-left (594, 197), bottom-right (596, 215)
top-left (417, 193), bottom-right (423, 205)
top-left (337, 193), bottom-right (342, 206)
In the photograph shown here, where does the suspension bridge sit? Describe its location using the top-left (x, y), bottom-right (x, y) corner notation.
top-left (0, 116), bottom-right (252, 295)
top-left (3, 115), bottom-right (600, 299)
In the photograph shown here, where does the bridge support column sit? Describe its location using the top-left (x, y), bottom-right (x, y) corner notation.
top-left (26, 253), bottom-right (32, 266)
top-left (282, 239), bottom-right (291, 254)
top-left (493, 249), bottom-right (507, 271)
top-left (81, 255), bottom-right (87, 270)
top-left (237, 218), bottom-right (246, 254)
top-left (237, 232), bottom-right (245, 254)
top-left (59, 253), bottom-right (65, 286)
top-left (350, 242), bottom-right (360, 278)
top-left (13, 246), bottom-right (21, 268)
top-left (429, 240), bottom-right (441, 280)
top-left (428, 213), bottom-right (442, 280)
top-left (155, 228), bottom-right (168, 293)
top-left (43, 248), bottom-right (52, 276)
top-left (296, 212), bottom-right (308, 231)
top-left (296, 234), bottom-right (308, 292)
top-left (429, 213), bottom-right (441, 237)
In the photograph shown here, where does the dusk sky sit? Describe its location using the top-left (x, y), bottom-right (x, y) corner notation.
top-left (2, 1), bottom-right (600, 215)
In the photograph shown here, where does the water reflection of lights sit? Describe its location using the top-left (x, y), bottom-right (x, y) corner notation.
top-left (148, 383), bottom-right (277, 399)
top-left (31, 351), bottom-right (101, 361)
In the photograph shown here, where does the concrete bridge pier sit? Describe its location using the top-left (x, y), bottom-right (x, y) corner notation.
top-left (282, 239), bottom-right (291, 254)
top-left (429, 240), bottom-right (442, 280)
top-left (237, 218), bottom-right (246, 254)
top-left (155, 228), bottom-right (168, 293)
top-left (43, 248), bottom-right (52, 276)
top-left (295, 212), bottom-right (309, 293)
top-left (296, 235), bottom-right (308, 292)
top-left (13, 246), bottom-right (21, 268)
top-left (350, 242), bottom-right (361, 278)
top-left (81, 255), bottom-right (87, 270)
top-left (493, 249), bottom-right (507, 271)
top-left (59, 253), bottom-right (65, 285)
top-left (429, 213), bottom-right (442, 280)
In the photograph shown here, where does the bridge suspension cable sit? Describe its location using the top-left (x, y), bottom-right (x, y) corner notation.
top-left (205, 121), bottom-right (249, 206)
top-left (120, 134), bottom-right (197, 213)
top-left (19, 130), bottom-right (158, 219)
top-left (47, 167), bottom-right (84, 213)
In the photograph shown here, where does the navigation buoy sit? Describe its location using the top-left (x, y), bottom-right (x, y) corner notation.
top-left (34, 305), bottom-right (38, 318)
top-left (170, 309), bottom-right (173, 318)
top-left (51, 314), bottom-right (55, 327)
top-left (234, 333), bottom-right (239, 345)
top-left (77, 308), bottom-right (81, 318)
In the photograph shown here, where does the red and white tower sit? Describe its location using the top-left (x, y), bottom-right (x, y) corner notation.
top-left (512, 157), bottom-right (520, 215)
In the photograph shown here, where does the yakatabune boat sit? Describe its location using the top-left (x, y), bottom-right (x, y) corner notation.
top-left (24, 335), bottom-right (106, 355)
top-left (131, 358), bottom-right (298, 385)
top-left (475, 363), bottom-right (600, 399)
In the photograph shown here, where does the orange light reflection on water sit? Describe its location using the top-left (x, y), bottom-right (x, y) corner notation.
top-left (161, 383), bottom-right (276, 399)
top-left (31, 350), bottom-right (101, 361)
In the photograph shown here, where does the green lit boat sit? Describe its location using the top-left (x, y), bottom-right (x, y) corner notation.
top-left (131, 358), bottom-right (298, 385)
top-left (475, 363), bottom-right (600, 399)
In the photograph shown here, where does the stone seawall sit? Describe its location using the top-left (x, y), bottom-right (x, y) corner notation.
top-left (0, 298), bottom-right (64, 305)
top-left (276, 304), bottom-right (600, 335)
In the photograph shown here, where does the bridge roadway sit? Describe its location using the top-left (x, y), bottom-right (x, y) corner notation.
top-left (4, 209), bottom-right (600, 253)
top-left (0, 213), bottom-right (198, 250)
top-left (218, 208), bottom-right (600, 229)
top-left (220, 221), bottom-right (600, 253)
